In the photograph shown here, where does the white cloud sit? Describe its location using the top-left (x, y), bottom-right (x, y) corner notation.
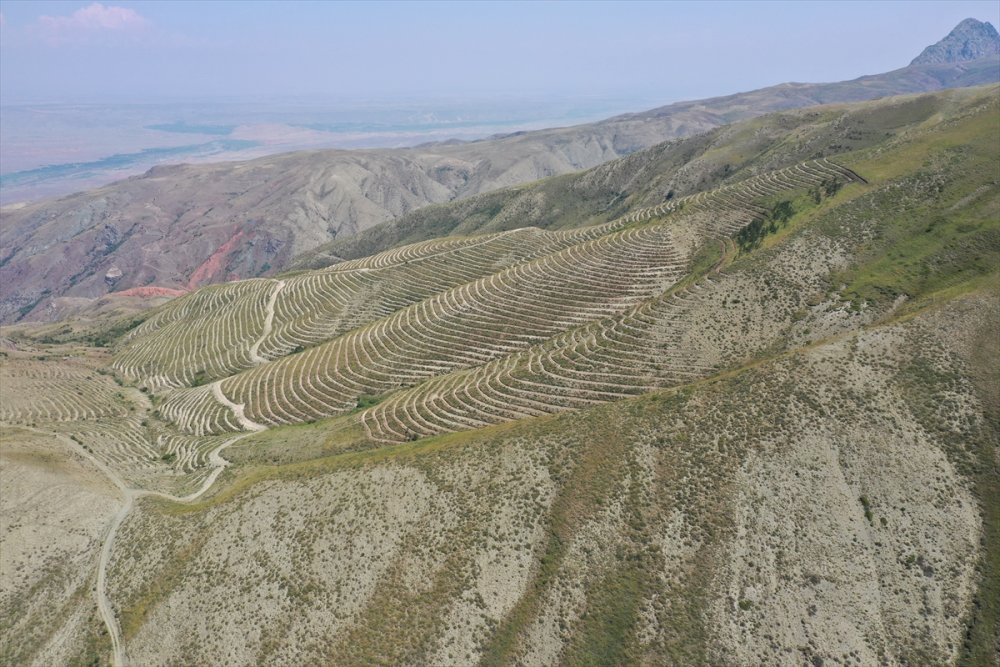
top-left (37, 3), bottom-right (150, 44)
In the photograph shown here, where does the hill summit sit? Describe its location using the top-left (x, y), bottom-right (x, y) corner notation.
top-left (911, 17), bottom-right (1000, 65)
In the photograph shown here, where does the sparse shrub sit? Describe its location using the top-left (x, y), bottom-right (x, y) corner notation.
top-left (770, 200), bottom-right (794, 224)
top-left (822, 178), bottom-right (842, 198)
top-left (356, 394), bottom-right (381, 410)
top-left (858, 495), bottom-right (874, 523)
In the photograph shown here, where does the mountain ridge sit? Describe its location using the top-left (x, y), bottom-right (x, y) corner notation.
top-left (1, 21), bottom-right (998, 325)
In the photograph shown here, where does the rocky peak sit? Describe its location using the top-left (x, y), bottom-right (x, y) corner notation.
top-left (911, 18), bottom-right (1000, 65)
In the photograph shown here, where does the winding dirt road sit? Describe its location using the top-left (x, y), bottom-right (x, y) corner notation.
top-left (101, 434), bottom-right (252, 666)
top-left (85, 277), bottom-right (288, 664)
top-left (211, 381), bottom-right (266, 432)
top-left (247, 279), bottom-right (286, 364)
top-left (7, 424), bottom-right (251, 667)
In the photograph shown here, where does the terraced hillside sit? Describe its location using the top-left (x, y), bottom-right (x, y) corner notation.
top-left (1, 86), bottom-right (998, 666)
top-left (132, 160), bottom-right (856, 439)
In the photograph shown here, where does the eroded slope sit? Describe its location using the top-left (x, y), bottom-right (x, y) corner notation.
top-left (104, 288), bottom-right (996, 665)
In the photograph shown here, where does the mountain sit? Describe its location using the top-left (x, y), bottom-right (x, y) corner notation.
top-left (2, 84), bottom-right (997, 666)
top-left (911, 17), bottom-right (1000, 65)
top-left (1, 21), bottom-right (999, 324)
top-left (291, 77), bottom-right (998, 269)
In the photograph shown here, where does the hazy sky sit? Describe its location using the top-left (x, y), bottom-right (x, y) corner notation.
top-left (1, 0), bottom-right (997, 104)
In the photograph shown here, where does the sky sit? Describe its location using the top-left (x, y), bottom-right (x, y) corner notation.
top-left (0, 0), bottom-right (997, 105)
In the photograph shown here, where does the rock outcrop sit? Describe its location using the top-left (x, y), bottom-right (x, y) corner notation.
top-left (911, 18), bottom-right (1000, 65)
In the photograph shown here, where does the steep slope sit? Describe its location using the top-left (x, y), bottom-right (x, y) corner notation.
top-left (0, 85), bottom-right (997, 666)
top-left (0, 426), bottom-right (120, 667)
top-left (2, 21), bottom-right (998, 323)
top-left (115, 86), bottom-right (996, 446)
top-left (107, 293), bottom-right (997, 666)
top-left (911, 17), bottom-right (1000, 65)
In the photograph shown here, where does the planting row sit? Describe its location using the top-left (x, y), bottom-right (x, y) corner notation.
top-left (159, 222), bottom-right (688, 434)
top-left (155, 159), bottom-right (859, 436)
top-left (114, 225), bottom-right (617, 389)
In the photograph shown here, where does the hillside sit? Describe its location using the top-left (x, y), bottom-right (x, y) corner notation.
top-left (1, 84), bottom-right (997, 666)
top-left (1, 19), bottom-right (998, 323)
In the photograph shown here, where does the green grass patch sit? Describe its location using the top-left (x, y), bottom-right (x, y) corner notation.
top-left (802, 100), bottom-right (1000, 310)
top-left (836, 179), bottom-right (999, 308)
top-left (561, 565), bottom-right (644, 666)
top-left (354, 393), bottom-right (381, 410)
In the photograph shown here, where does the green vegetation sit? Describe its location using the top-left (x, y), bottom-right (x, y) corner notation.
top-left (561, 565), bottom-right (644, 666)
top-left (960, 306), bottom-right (1000, 667)
top-left (479, 414), bottom-right (636, 667)
top-left (354, 394), bottom-right (382, 410)
top-left (834, 173), bottom-right (998, 308)
top-left (736, 199), bottom-right (797, 253)
top-left (189, 370), bottom-right (211, 387)
top-left (826, 99), bottom-right (1000, 310)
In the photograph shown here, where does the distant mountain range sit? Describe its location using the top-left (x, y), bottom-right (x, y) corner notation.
top-left (1, 19), bottom-right (997, 323)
